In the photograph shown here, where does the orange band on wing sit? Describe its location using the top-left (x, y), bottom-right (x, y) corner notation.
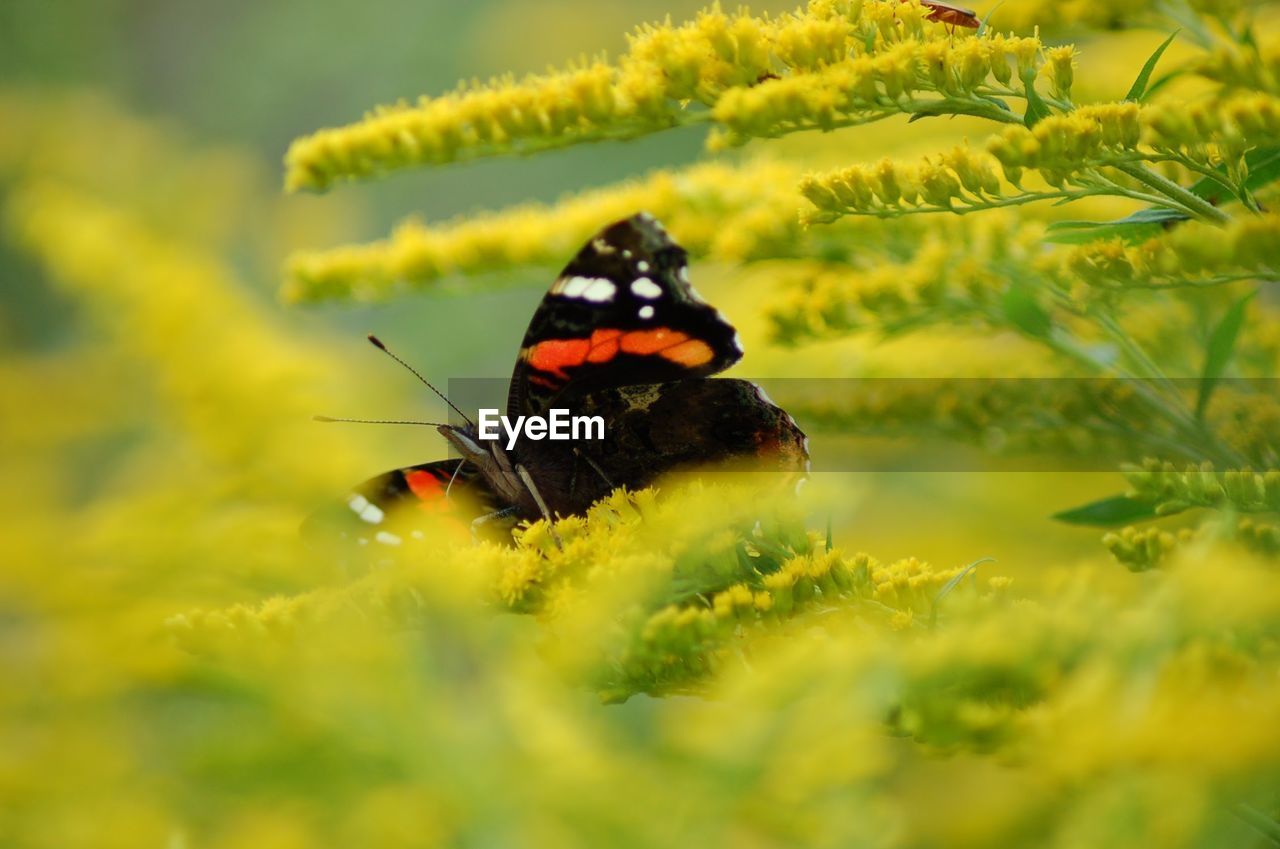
top-left (527, 337), bottom-right (592, 379)
top-left (619, 328), bottom-right (715, 367)
top-left (523, 326), bottom-right (715, 380)
top-left (405, 469), bottom-right (446, 501)
top-left (585, 328), bottom-right (622, 362)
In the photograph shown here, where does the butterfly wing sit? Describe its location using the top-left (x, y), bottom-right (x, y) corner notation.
top-left (305, 459), bottom-right (510, 554)
top-left (507, 212), bottom-right (744, 419)
top-left (517, 379), bottom-right (810, 516)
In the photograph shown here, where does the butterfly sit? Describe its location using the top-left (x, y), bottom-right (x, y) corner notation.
top-left (320, 212), bottom-right (809, 549)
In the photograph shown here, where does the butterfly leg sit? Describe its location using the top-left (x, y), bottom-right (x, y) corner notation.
top-left (574, 448), bottom-right (615, 490)
top-left (515, 463), bottom-right (563, 548)
top-left (470, 506), bottom-right (518, 542)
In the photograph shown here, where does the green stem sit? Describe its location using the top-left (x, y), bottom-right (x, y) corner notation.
top-left (815, 177), bottom-right (1202, 221)
top-left (1112, 161), bottom-right (1232, 224)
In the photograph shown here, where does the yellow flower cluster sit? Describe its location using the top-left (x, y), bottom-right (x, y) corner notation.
top-left (173, 483), bottom-right (997, 702)
top-left (6, 181), bottom-right (357, 496)
top-left (1196, 40), bottom-right (1280, 94)
top-left (986, 101), bottom-right (1144, 184)
top-left (284, 0), bottom-right (1052, 191)
top-left (284, 159), bottom-right (805, 302)
top-left (1103, 524), bottom-right (1194, 571)
top-left (795, 92), bottom-right (1277, 225)
top-left (1144, 91), bottom-right (1280, 159)
top-left (1125, 458), bottom-right (1280, 515)
top-left (162, 525), bottom-right (1280, 845)
top-left (1063, 213), bottom-right (1280, 291)
top-left (987, 94), bottom-right (1280, 185)
top-left (766, 214), bottom-right (1048, 341)
top-left (800, 144), bottom-right (1006, 220)
top-left (1237, 517), bottom-right (1280, 556)
top-left (709, 33), bottom-right (1051, 148)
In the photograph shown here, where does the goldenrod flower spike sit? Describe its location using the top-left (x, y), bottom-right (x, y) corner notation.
top-left (1064, 214), bottom-right (1280, 292)
top-left (1103, 525), bottom-right (1193, 571)
top-left (1124, 458), bottom-right (1280, 516)
top-left (800, 145), bottom-right (1014, 221)
top-left (805, 93), bottom-right (1280, 224)
top-left (284, 0), bottom-right (1056, 191)
top-left (1196, 41), bottom-right (1280, 94)
top-left (282, 159), bottom-right (809, 302)
top-left (171, 483), bottom-right (999, 702)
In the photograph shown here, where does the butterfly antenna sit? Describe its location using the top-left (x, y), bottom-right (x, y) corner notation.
top-left (313, 415), bottom-right (450, 427)
top-left (367, 334), bottom-right (476, 428)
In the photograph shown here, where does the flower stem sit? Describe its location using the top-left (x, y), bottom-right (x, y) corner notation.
top-left (1112, 162), bottom-right (1232, 225)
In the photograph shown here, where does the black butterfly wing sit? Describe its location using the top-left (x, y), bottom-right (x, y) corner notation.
top-left (305, 459), bottom-right (510, 554)
top-left (517, 379), bottom-right (810, 517)
top-left (507, 213), bottom-right (744, 420)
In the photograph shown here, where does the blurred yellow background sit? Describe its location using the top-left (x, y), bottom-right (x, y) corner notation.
top-left (3, 1), bottom-right (1280, 847)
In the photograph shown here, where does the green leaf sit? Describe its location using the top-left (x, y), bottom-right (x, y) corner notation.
top-left (1044, 207), bottom-right (1188, 245)
top-left (1001, 284), bottom-right (1052, 338)
top-left (1043, 148), bottom-right (1280, 245)
top-left (1022, 74), bottom-right (1051, 127)
top-left (1196, 288), bottom-right (1256, 419)
top-left (1053, 495), bottom-right (1159, 527)
top-left (1125, 30), bottom-right (1179, 102)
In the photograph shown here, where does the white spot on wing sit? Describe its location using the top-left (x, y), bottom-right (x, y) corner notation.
top-left (348, 494), bottom-right (384, 524)
top-left (592, 237), bottom-right (616, 255)
top-left (678, 266), bottom-right (689, 284)
top-left (638, 305), bottom-right (655, 320)
top-left (560, 276), bottom-right (589, 297)
top-left (557, 276), bottom-right (616, 302)
top-left (636, 260), bottom-right (650, 272)
top-left (580, 279), bottom-right (616, 302)
top-left (361, 504), bottom-right (384, 524)
top-left (631, 277), bottom-right (663, 299)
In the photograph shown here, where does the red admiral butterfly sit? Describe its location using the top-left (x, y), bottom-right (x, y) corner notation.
top-left (322, 213), bottom-right (809, 548)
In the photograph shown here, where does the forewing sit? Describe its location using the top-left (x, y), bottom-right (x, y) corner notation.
top-left (507, 213), bottom-right (743, 418)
